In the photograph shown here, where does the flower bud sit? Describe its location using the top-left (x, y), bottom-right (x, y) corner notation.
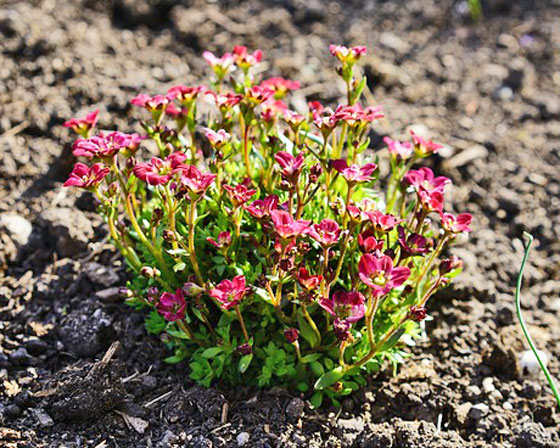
top-left (309, 163), bottom-right (323, 183)
top-left (107, 182), bottom-right (119, 197)
top-left (182, 282), bottom-right (204, 297)
top-left (152, 208), bottom-right (164, 222)
top-left (237, 343), bottom-right (253, 356)
top-left (439, 255), bottom-right (463, 275)
top-left (146, 286), bottom-right (159, 303)
top-left (284, 328), bottom-right (299, 343)
top-left (333, 318), bottom-right (350, 341)
top-left (141, 266), bottom-right (160, 278)
top-left (408, 305), bottom-right (427, 322)
top-left (119, 287), bottom-right (134, 298)
top-left (162, 230), bottom-right (175, 242)
top-left (126, 157), bottom-right (136, 170)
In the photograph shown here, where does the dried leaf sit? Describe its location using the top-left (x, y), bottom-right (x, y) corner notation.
top-left (29, 321), bottom-right (53, 337)
top-left (3, 379), bottom-right (21, 397)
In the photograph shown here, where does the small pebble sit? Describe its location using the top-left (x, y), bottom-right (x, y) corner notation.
top-left (237, 431), bottom-right (250, 446)
top-left (469, 403), bottom-right (489, 420)
top-left (519, 350), bottom-right (548, 378)
top-left (503, 401), bottom-right (513, 410)
top-left (482, 377), bottom-right (496, 394)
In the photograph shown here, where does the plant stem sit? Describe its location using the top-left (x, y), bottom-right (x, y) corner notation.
top-left (187, 200), bottom-right (204, 285)
top-left (516, 232), bottom-right (560, 409)
top-left (235, 305), bottom-right (250, 342)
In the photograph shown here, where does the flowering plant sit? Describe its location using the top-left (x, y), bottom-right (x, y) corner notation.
top-left (63, 45), bottom-right (471, 406)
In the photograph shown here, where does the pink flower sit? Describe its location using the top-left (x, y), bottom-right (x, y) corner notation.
top-left (208, 275), bottom-right (249, 310)
top-left (283, 110), bottom-right (306, 129)
top-left (202, 51), bottom-right (236, 79)
top-left (357, 229), bottom-right (384, 253)
top-left (410, 130), bottom-right (443, 156)
top-left (245, 85), bottom-right (274, 105)
top-left (206, 91), bottom-right (244, 111)
top-left (440, 212), bottom-right (472, 233)
top-left (224, 184), bottom-right (257, 206)
top-left (64, 162), bottom-right (110, 189)
top-left (233, 46), bottom-right (263, 70)
top-left (365, 210), bottom-right (400, 232)
top-left (419, 190), bottom-right (445, 213)
top-left (358, 254), bottom-right (410, 295)
top-left (274, 151), bottom-right (304, 183)
top-left (404, 167), bottom-right (451, 194)
top-left (244, 195), bottom-right (279, 219)
top-left (309, 101), bottom-right (340, 134)
top-left (204, 128), bottom-right (231, 148)
top-left (439, 255), bottom-right (463, 274)
top-left (133, 152), bottom-right (187, 186)
top-left (156, 289), bottom-right (186, 322)
top-left (261, 99), bottom-right (288, 122)
top-left (72, 132), bottom-right (133, 159)
top-left (63, 110), bottom-right (99, 137)
top-left (319, 290), bottom-right (365, 323)
top-left (167, 85), bottom-right (205, 105)
top-left (331, 159), bottom-right (377, 184)
top-left (296, 267), bottom-right (323, 291)
top-left (178, 165), bottom-right (217, 196)
top-left (130, 94), bottom-right (169, 111)
top-left (329, 45), bottom-right (367, 64)
top-left (260, 77), bottom-right (300, 98)
top-left (334, 104), bottom-right (384, 128)
top-left (207, 231), bottom-right (232, 249)
top-left (397, 226), bottom-right (431, 257)
top-left (165, 103), bottom-right (188, 119)
top-left (308, 219), bottom-right (341, 247)
top-left (270, 210), bottom-right (310, 240)
top-left (383, 136), bottom-right (413, 161)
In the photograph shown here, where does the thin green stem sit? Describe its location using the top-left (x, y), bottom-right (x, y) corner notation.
top-left (516, 232), bottom-right (560, 409)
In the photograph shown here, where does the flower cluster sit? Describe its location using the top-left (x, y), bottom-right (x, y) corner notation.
top-left (63, 44), bottom-right (471, 406)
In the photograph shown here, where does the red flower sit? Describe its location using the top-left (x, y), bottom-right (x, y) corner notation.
top-left (332, 159), bottom-right (377, 184)
top-left (208, 275), bottom-right (249, 310)
top-left (165, 102), bottom-right (188, 119)
top-left (233, 46), bottom-right (263, 70)
top-left (439, 255), bottom-right (463, 274)
top-left (358, 254), bottom-right (410, 296)
top-left (202, 51), bottom-right (236, 79)
top-left (307, 219), bottom-right (341, 247)
top-left (64, 162), bottom-right (110, 189)
top-left (244, 195), bottom-right (279, 219)
top-left (207, 231), bottom-right (231, 249)
top-left (167, 85), bottom-right (205, 106)
top-left (260, 77), bottom-right (300, 98)
top-left (130, 94), bottom-right (169, 111)
top-left (329, 44), bottom-right (367, 64)
top-left (274, 151), bottom-right (304, 183)
top-left (270, 210), bottom-right (310, 240)
top-left (296, 267), bottom-right (323, 291)
top-left (404, 167), bottom-right (451, 194)
top-left (410, 130), bottom-right (443, 156)
top-left (72, 132), bottom-right (133, 159)
top-left (63, 110), bottom-right (99, 137)
top-left (310, 101), bottom-right (340, 134)
top-left (156, 288), bottom-right (186, 322)
top-left (397, 226), bottom-right (431, 257)
top-left (364, 210), bottom-right (400, 232)
top-left (204, 128), bottom-right (231, 148)
top-left (319, 290), bottom-right (365, 323)
top-left (357, 229), bottom-right (384, 253)
top-left (178, 165), bottom-right (217, 196)
top-left (224, 183), bottom-right (257, 207)
top-left (383, 136), bottom-right (413, 161)
top-left (440, 212), bottom-right (472, 233)
top-left (133, 152), bottom-right (187, 186)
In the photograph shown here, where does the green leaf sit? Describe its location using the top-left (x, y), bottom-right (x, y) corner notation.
top-left (310, 361), bottom-right (324, 377)
top-left (380, 327), bottom-right (406, 351)
top-left (166, 328), bottom-right (191, 340)
top-left (145, 311), bottom-right (166, 335)
top-left (167, 248), bottom-right (188, 256)
top-left (314, 366), bottom-right (347, 390)
top-left (300, 353), bottom-right (322, 364)
top-left (254, 287), bottom-right (274, 305)
top-left (201, 347), bottom-right (223, 358)
top-left (310, 391), bottom-right (323, 409)
top-left (297, 312), bottom-right (320, 349)
top-left (238, 353), bottom-right (253, 373)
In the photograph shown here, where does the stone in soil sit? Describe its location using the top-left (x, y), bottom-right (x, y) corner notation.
top-left (39, 207), bottom-right (94, 257)
top-left (58, 307), bottom-right (115, 357)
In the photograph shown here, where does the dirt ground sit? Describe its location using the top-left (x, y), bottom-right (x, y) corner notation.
top-left (1, 0), bottom-right (560, 446)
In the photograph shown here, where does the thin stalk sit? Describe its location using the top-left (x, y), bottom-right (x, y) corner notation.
top-left (302, 304), bottom-right (322, 346)
top-left (235, 305), bottom-right (250, 342)
top-left (516, 232), bottom-right (560, 409)
top-left (187, 200), bottom-right (204, 285)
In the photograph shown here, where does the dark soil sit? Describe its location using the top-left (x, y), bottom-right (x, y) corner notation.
top-left (1, 0), bottom-right (560, 446)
